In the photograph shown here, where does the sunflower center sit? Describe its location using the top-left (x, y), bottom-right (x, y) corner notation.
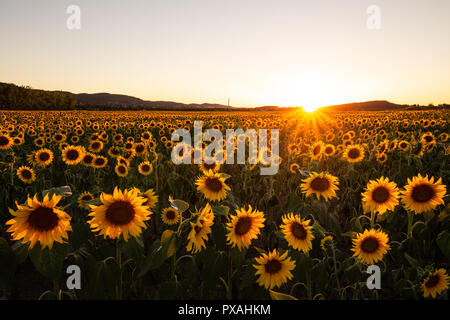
top-left (81, 195), bottom-right (92, 201)
top-left (310, 177), bottom-right (330, 192)
top-left (264, 259), bottom-right (282, 275)
top-left (425, 275), bottom-right (439, 288)
top-left (194, 225), bottom-right (202, 234)
top-left (372, 186), bottom-right (390, 203)
top-left (313, 146), bottom-right (321, 155)
top-left (141, 164), bottom-right (150, 172)
top-left (105, 201), bottom-right (135, 225)
top-left (83, 155), bottom-right (94, 163)
top-left (348, 148), bottom-right (361, 159)
top-left (28, 206), bottom-right (59, 231)
top-left (92, 142), bottom-right (101, 149)
top-left (424, 136), bottom-right (433, 143)
top-left (166, 210), bottom-right (176, 220)
top-left (21, 169), bottom-right (32, 179)
top-left (39, 152), bottom-right (50, 161)
top-left (118, 166), bottom-right (126, 174)
top-left (361, 236), bottom-right (379, 253)
top-left (205, 177), bottom-right (223, 193)
top-left (67, 149), bottom-right (79, 160)
top-left (290, 222), bottom-right (307, 240)
top-left (411, 184), bottom-right (435, 203)
top-left (234, 217), bottom-right (252, 236)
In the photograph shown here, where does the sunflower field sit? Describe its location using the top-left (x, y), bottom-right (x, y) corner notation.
top-left (0, 109), bottom-right (448, 300)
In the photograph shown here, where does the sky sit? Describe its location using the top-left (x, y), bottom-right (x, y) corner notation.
top-left (0, 0), bottom-right (449, 108)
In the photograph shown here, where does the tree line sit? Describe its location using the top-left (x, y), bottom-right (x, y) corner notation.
top-left (0, 82), bottom-right (76, 110)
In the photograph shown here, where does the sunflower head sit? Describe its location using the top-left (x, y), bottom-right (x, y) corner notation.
top-left (6, 193), bottom-right (72, 249)
top-left (226, 205), bottom-right (265, 250)
top-left (16, 166), bottom-right (36, 184)
top-left (186, 203), bottom-right (214, 253)
top-left (195, 170), bottom-right (230, 202)
top-left (138, 161), bottom-right (153, 175)
top-left (300, 171), bottom-right (339, 201)
top-left (62, 145), bottom-right (85, 165)
top-left (143, 189), bottom-right (158, 209)
top-left (362, 177), bottom-right (399, 215)
top-left (161, 207), bottom-right (180, 225)
top-left (78, 191), bottom-right (95, 209)
top-left (280, 213), bottom-right (314, 253)
top-left (400, 174), bottom-right (447, 214)
top-left (351, 229), bottom-right (390, 264)
top-left (422, 268), bottom-right (449, 298)
top-left (253, 249), bottom-right (296, 289)
top-left (342, 144), bottom-right (365, 163)
top-left (88, 187), bottom-right (152, 241)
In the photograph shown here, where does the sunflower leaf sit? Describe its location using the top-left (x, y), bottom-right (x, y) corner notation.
top-left (169, 196), bottom-right (189, 213)
top-left (269, 289), bottom-right (298, 300)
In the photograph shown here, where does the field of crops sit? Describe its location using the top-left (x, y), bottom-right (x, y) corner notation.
top-left (0, 109), bottom-right (448, 300)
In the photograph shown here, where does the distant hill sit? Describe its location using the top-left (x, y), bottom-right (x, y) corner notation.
top-left (2, 81), bottom-right (447, 111)
top-left (319, 100), bottom-right (408, 112)
top-left (71, 92), bottom-right (234, 110)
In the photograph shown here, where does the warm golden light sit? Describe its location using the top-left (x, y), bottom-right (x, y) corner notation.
top-left (302, 105), bottom-right (320, 113)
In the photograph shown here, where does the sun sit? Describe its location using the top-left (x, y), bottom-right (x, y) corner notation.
top-left (302, 105), bottom-right (320, 112)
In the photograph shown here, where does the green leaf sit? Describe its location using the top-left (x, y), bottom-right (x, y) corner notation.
top-left (42, 185), bottom-right (72, 198)
top-left (138, 237), bottom-right (175, 278)
top-left (29, 242), bottom-right (69, 280)
top-left (269, 289), bottom-right (298, 300)
top-left (0, 237), bottom-right (16, 292)
top-left (168, 196), bottom-right (189, 213)
top-left (212, 205), bottom-right (230, 216)
top-left (436, 231), bottom-right (450, 260)
top-left (404, 252), bottom-right (419, 268)
top-left (161, 230), bottom-right (177, 259)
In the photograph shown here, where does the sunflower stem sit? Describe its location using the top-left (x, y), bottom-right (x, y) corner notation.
top-left (407, 211), bottom-right (413, 238)
top-left (331, 245), bottom-right (341, 296)
top-left (116, 240), bottom-right (123, 300)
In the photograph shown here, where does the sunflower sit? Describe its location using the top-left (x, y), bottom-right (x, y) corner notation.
top-left (88, 187), bottom-right (152, 241)
top-left (186, 203), bottom-right (214, 253)
top-left (16, 166), bottom-right (36, 184)
top-left (161, 207), bottom-right (180, 225)
top-left (376, 152), bottom-right (388, 164)
top-left (320, 235), bottom-right (334, 252)
top-left (289, 163), bottom-right (299, 173)
top-left (300, 171), bottom-right (339, 201)
top-left (362, 177), bottom-right (399, 215)
top-left (280, 213), bottom-right (314, 253)
top-left (226, 205), bottom-right (265, 250)
top-left (309, 141), bottom-right (324, 160)
top-left (6, 193), bottom-right (72, 249)
top-left (0, 134), bottom-right (14, 150)
top-left (143, 189), bottom-right (158, 209)
top-left (323, 144), bottom-right (335, 157)
top-left (398, 140), bottom-right (410, 151)
top-left (81, 152), bottom-right (95, 167)
top-left (400, 174), bottom-right (447, 214)
top-left (78, 191), bottom-right (94, 209)
top-left (89, 140), bottom-right (104, 153)
top-left (422, 268), bottom-right (449, 298)
top-left (92, 155), bottom-right (108, 168)
top-left (195, 170), bottom-right (230, 202)
top-left (115, 163), bottom-right (128, 177)
top-left (351, 229), bottom-right (390, 264)
top-left (35, 148), bottom-right (54, 167)
top-left (138, 161), bottom-right (153, 175)
top-left (342, 144), bottom-right (364, 163)
top-left (199, 160), bottom-right (221, 173)
top-left (253, 249), bottom-right (296, 289)
top-left (62, 145), bottom-right (85, 165)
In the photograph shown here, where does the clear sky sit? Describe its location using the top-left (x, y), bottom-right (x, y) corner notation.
top-left (1, 0), bottom-right (449, 108)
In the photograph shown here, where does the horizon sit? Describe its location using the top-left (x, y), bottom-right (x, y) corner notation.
top-left (1, 1), bottom-right (450, 110)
